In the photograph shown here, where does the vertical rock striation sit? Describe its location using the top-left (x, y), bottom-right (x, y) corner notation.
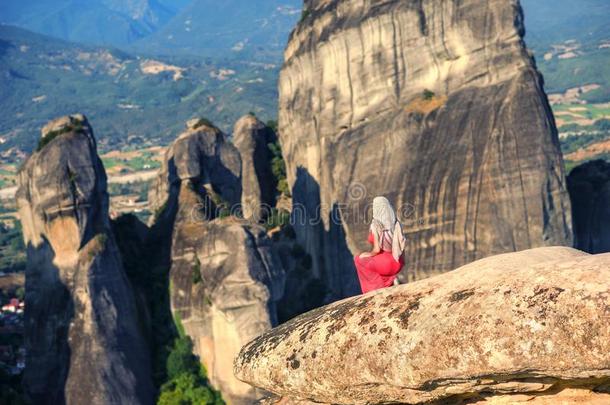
top-left (149, 118), bottom-right (285, 404)
top-left (233, 114), bottom-right (278, 222)
top-left (278, 0), bottom-right (573, 293)
top-left (16, 115), bottom-right (154, 404)
top-left (567, 160), bottom-right (610, 254)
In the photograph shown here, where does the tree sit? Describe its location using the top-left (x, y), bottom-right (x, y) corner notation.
top-left (158, 373), bottom-right (221, 405)
top-left (15, 287), bottom-right (25, 300)
top-left (594, 118), bottom-right (610, 132)
top-left (166, 337), bottom-right (200, 380)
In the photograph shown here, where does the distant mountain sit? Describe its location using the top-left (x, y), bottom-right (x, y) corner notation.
top-left (0, 25), bottom-right (280, 156)
top-left (135, 0), bottom-right (302, 60)
top-left (0, 0), bottom-right (608, 158)
top-left (0, 0), bottom-right (302, 60)
top-left (522, 0), bottom-right (610, 48)
top-left (0, 0), bottom-right (175, 46)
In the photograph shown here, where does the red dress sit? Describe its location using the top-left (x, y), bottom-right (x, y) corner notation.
top-left (354, 231), bottom-right (404, 294)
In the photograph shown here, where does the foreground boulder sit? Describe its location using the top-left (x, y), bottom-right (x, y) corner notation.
top-left (150, 118), bottom-right (285, 403)
top-left (568, 159), bottom-right (610, 254)
top-left (235, 247), bottom-right (610, 404)
top-left (16, 115), bottom-right (154, 404)
top-left (278, 0), bottom-right (573, 297)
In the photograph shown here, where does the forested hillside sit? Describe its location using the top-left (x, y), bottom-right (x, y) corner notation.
top-left (0, 25), bottom-right (279, 155)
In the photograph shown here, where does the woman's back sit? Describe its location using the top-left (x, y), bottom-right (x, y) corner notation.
top-left (371, 222), bottom-right (393, 252)
top-left (354, 196), bottom-right (407, 294)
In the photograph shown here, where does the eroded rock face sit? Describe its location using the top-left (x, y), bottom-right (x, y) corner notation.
top-left (278, 0), bottom-right (572, 293)
top-left (233, 114), bottom-right (277, 222)
top-left (567, 160), bottom-right (610, 254)
top-left (171, 217), bottom-right (285, 404)
top-left (150, 119), bottom-right (285, 404)
top-left (16, 115), bottom-right (154, 404)
top-left (235, 247), bottom-right (610, 405)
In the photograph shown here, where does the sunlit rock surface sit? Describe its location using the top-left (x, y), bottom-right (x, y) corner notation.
top-left (233, 114), bottom-right (277, 222)
top-left (278, 0), bottom-right (573, 298)
top-left (235, 247), bottom-right (610, 405)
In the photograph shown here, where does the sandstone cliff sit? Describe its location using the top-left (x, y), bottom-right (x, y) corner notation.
top-left (278, 0), bottom-right (573, 295)
top-left (16, 115), bottom-right (154, 404)
top-left (149, 118), bottom-right (285, 404)
top-left (235, 247), bottom-right (610, 404)
top-left (233, 114), bottom-right (278, 222)
top-left (568, 160), bottom-right (610, 254)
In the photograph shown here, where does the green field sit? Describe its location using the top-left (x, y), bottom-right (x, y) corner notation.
top-left (553, 103), bottom-right (610, 129)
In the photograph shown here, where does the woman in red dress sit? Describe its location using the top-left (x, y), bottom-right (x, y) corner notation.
top-left (354, 196), bottom-right (406, 294)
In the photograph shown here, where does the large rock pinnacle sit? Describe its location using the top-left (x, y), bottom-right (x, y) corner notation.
top-left (278, 0), bottom-right (573, 299)
top-left (233, 114), bottom-right (278, 222)
top-left (149, 118), bottom-right (285, 404)
top-left (16, 114), bottom-right (154, 404)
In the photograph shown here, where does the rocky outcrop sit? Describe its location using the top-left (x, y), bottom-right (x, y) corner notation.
top-left (171, 218), bottom-right (285, 404)
top-left (16, 115), bottom-right (154, 404)
top-left (278, 0), bottom-right (573, 295)
top-left (235, 247), bottom-right (610, 405)
top-left (233, 114), bottom-right (277, 222)
top-left (148, 118), bottom-right (242, 225)
top-left (150, 118), bottom-right (285, 404)
top-left (567, 160), bottom-right (610, 254)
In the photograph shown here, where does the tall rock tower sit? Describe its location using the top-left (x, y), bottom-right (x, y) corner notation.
top-left (148, 118), bottom-right (285, 404)
top-left (16, 115), bottom-right (154, 404)
top-left (278, 0), bottom-right (573, 300)
top-left (233, 114), bottom-right (278, 222)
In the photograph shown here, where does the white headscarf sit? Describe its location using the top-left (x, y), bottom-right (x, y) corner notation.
top-left (372, 196), bottom-right (407, 261)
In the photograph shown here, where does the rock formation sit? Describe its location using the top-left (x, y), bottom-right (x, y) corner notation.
top-left (235, 247), bottom-right (610, 405)
top-left (278, 0), bottom-right (573, 295)
top-left (16, 115), bottom-right (154, 404)
top-left (567, 159), bottom-right (610, 254)
top-left (170, 218), bottom-right (285, 403)
top-left (233, 114), bottom-right (278, 222)
top-left (148, 117), bottom-right (242, 226)
top-left (149, 118), bottom-right (285, 404)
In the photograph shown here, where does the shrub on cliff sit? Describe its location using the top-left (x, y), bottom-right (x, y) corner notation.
top-left (268, 141), bottom-right (290, 197)
top-left (423, 89), bottom-right (435, 100)
top-left (158, 372), bottom-right (223, 405)
top-left (36, 120), bottom-right (84, 152)
top-left (158, 318), bottom-right (224, 405)
top-left (265, 208), bottom-right (290, 231)
top-left (166, 337), bottom-right (200, 380)
top-left (192, 118), bottom-right (216, 130)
